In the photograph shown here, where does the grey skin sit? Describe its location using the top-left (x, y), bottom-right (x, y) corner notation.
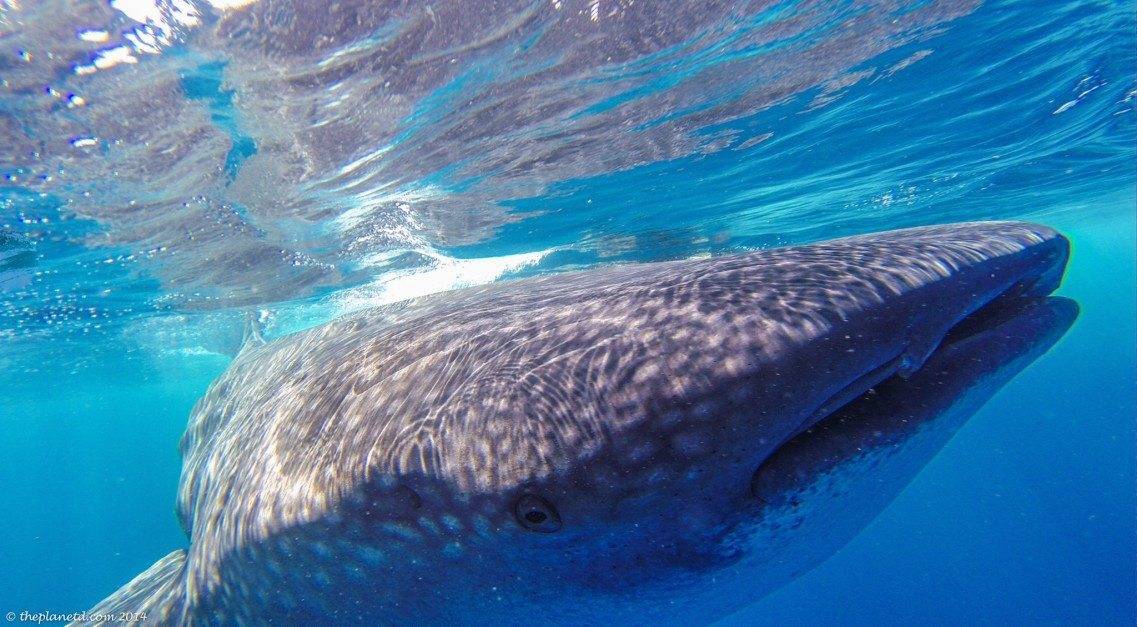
top-left (85, 221), bottom-right (1071, 625)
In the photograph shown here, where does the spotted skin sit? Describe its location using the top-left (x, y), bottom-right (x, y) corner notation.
top-left (84, 221), bottom-right (1070, 625)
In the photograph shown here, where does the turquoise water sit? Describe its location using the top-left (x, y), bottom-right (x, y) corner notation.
top-left (1, 0), bottom-right (1134, 623)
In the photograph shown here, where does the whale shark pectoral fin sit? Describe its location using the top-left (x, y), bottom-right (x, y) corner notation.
top-left (74, 549), bottom-right (187, 625)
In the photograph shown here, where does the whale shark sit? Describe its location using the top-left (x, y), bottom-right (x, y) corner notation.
top-left (83, 221), bottom-right (1074, 625)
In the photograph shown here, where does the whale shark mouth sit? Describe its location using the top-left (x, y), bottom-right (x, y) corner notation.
top-left (786, 232), bottom-right (1070, 442)
top-left (784, 249), bottom-right (1068, 467)
top-left (747, 292), bottom-right (1072, 513)
top-left (771, 285), bottom-right (1065, 482)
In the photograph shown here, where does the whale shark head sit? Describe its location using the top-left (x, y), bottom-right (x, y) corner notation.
top-left (87, 221), bottom-right (1073, 624)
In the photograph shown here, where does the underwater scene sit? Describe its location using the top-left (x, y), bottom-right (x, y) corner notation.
top-left (1, 0), bottom-right (1134, 624)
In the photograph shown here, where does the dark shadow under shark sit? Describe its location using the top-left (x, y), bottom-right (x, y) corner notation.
top-left (81, 221), bottom-right (1075, 625)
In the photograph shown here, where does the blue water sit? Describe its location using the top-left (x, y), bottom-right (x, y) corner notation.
top-left (1, 0), bottom-right (1134, 623)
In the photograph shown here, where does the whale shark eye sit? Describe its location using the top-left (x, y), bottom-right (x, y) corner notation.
top-left (514, 494), bottom-right (561, 533)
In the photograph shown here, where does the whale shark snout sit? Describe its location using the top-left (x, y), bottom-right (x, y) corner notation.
top-left (83, 221), bottom-right (1073, 625)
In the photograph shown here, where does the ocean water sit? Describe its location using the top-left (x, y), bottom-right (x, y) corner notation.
top-left (1, 0), bottom-right (1134, 624)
